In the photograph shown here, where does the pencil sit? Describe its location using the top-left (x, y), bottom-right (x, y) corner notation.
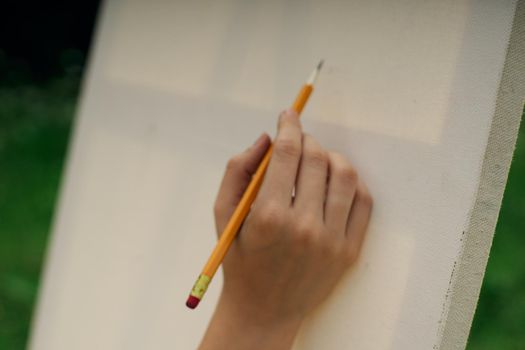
top-left (186, 60), bottom-right (324, 309)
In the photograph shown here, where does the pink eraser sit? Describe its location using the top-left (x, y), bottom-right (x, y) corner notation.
top-left (186, 295), bottom-right (200, 309)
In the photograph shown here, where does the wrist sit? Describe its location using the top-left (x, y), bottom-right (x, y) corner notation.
top-left (198, 291), bottom-right (303, 350)
top-left (219, 290), bottom-right (304, 331)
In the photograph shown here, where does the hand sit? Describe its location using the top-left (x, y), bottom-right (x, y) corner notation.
top-left (199, 109), bottom-right (373, 350)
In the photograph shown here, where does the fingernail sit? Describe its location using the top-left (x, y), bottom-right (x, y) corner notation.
top-left (279, 110), bottom-right (286, 123)
top-left (286, 108), bottom-right (298, 118)
top-left (253, 133), bottom-right (265, 147)
top-left (278, 108), bottom-right (296, 127)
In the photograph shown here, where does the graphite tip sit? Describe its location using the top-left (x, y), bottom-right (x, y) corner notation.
top-left (317, 59), bottom-right (324, 72)
top-left (307, 60), bottom-right (324, 85)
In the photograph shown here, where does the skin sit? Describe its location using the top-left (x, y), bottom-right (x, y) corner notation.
top-left (198, 109), bottom-right (373, 350)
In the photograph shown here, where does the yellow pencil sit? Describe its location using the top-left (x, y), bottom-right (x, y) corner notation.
top-left (186, 60), bottom-right (324, 309)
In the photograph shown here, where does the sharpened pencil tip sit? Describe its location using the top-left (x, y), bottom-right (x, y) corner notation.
top-left (317, 59), bottom-right (324, 72)
top-left (307, 60), bottom-right (324, 86)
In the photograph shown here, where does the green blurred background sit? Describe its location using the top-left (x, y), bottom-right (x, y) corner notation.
top-left (0, 3), bottom-right (523, 349)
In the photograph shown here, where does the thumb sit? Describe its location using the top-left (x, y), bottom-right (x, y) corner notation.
top-left (213, 133), bottom-right (271, 236)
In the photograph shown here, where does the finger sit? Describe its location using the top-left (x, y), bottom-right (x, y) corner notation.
top-left (257, 109), bottom-right (302, 207)
top-left (214, 133), bottom-right (271, 235)
top-left (324, 152), bottom-right (358, 235)
top-left (293, 134), bottom-right (328, 220)
top-left (344, 180), bottom-right (373, 264)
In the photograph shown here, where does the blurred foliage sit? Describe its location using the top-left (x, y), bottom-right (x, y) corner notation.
top-left (0, 2), bottom-right (98, 348)
top-left (467, 109), bottom-right (525, 349)
top-left (0, 73), bottom-right (79, 349)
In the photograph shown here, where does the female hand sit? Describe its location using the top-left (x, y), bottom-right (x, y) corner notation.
top-left (199, 109), bottom-right (372, 350)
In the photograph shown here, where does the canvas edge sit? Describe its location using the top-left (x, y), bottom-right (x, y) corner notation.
top-left (437, 1), bottom-right (525, 349)
top-left (26, 1), bottom-right (110, 349)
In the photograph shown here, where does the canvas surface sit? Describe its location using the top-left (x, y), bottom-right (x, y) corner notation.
top-left (30, 0), bottom-right (522, 349)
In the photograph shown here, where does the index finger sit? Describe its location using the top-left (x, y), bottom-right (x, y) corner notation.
top-left (257, 109), bottom-right (303, 207)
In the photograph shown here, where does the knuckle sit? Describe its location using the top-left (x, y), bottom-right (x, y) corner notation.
top-left (253, 201), bottom-right (285, 228)
top-left (274, 138), bottom-right (301, 160)
top-left (330, 154), bottom-right (358, 184)
top-left (338, 166), bottom-right (358, 185)
top-left (344, 246), bottom-right (359, 265)
top-left (329, 151), bottom-right (346, 164)
top-left (305, 149), bottom-right (328, 170)
top-left (321, 241), bottom-right (341, 258)
top-left (358, 186), bottom-right (374, 208)
top-left (292, 221), bottom-right (319, 247)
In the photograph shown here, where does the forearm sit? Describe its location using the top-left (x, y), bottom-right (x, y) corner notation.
top-left (198, 293), bottom-right (302, 350)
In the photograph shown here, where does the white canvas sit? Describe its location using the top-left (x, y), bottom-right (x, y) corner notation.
top-left (30, 0), bottom-right (524, 349)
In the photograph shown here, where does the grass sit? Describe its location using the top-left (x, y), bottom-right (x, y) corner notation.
top-left (0, 75), bottom-right (523, 349)
top-left (0, 76), bottom-right (77, 349)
